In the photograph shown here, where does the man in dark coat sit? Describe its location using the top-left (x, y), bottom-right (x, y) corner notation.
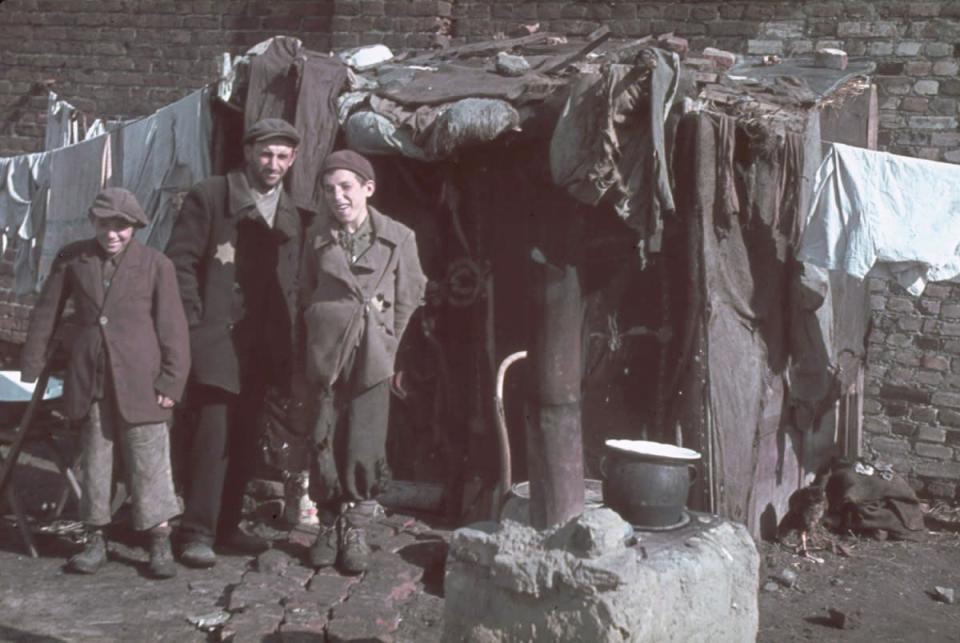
top-left (166, 118), bottom-right (314, 567)
top-left (22, 187), bottom-right (190, 578)
top-left (301, 150), bottom-right (427, 573)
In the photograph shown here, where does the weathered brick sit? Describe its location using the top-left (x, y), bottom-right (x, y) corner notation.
top-left (911, 406), bottom-right (939, 423)
top-left (941, 410), bottom-right (960, 427)
top-left (914, 80), bottom-right (940, 95)
top-left (915, 461), bottom-right (960, 478)
top-left (915, 443), bottom-right (954, 460)
top-left (909, 115), bottom-right (958, 129)
top-left (922, 355), bottom-right (951, 371)
top-left (891, 421), bottom-right (916, 437)
top-left (917, 426), bottom-right (948, 443)
top-left (880, 384), bottom-right (932, 404)
top-left (872, 436), bottom-right (912, 454)
top-left (917, 371), bottom-right (945, 386)
top-left (900, 96), bottom-right (929, 112)
top-left (896, 41), bottom-right (924, 56)
top-left (926, 42), bottom-right (955, 57)
top-left (932, 392), bottom-right (960, 408)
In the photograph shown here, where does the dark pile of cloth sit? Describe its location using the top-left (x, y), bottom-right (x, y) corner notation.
top-left (822, 459), bottom-right (925, 540)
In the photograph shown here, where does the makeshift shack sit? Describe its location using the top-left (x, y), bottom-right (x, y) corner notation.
top-left (1, 31), bottom-right (879, 537)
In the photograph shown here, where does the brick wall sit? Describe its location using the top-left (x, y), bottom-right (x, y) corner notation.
top-left (2, 0), bottom-right (960, 497)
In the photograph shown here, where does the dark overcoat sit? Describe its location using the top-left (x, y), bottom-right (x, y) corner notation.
top-left (165, 170), bottom-right (312, 393)
top-left (300, 207), bottom-right (427, 392)
top-left (21, 238), bottom-right (190, 423)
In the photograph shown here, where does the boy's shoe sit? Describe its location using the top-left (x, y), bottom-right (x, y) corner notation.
top-left (147, 526), bottom-right (177, 579)
top-left (180, 541), bottom-right (217, 568)
top-left (308, 521), bottom-right (338, 568)
top-left (68, 530), bottom-right (107, 574)
top-left (337, 523), bottom-right (370, 575)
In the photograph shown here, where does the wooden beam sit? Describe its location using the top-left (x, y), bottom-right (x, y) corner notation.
top-left (538, 26), bottom-right (612, 75)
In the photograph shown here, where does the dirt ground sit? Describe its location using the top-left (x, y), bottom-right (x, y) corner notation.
top-left (757, 515), bottom-right (960, 643)
top-left (4, 433), bottom-right (960, 641)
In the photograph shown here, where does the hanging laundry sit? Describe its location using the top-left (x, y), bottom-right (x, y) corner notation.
top-left (119, 87), bottom-right (213, 250)
top-left (44, 91), bottom-right (87, 151)
top-left (0, 152), bottom-right (52, 294)
top-left (36, 134), bottom-right (108, 286)
top-left (549, 48), bottom-right (681, 265)
top-left (244, 36), bottom-right (347, 211)
top-left (798, 142), bottom-right (960, 295)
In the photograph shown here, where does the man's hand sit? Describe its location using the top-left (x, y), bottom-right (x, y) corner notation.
top-left (157, 394), bottom-right (175, 409)
top-left (390, 372), bottom-right (408, 400)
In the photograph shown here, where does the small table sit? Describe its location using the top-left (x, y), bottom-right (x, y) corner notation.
top-left (0, 369), bottom-right (77, 557)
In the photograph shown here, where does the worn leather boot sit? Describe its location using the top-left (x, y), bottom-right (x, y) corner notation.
top-left (68, 529), bottom-right (107, 574)
top-left (148, 526), bottom-right (177, 579)
top-left (308, 520), bottom-right (339, 569)
top-left (180, 541), bottom-right (217, 568)
top-left (337, 502), bottom-right (378, 575)
top-left (337, 521), bottom-right (370, 575)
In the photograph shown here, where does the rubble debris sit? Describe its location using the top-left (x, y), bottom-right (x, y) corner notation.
top-left (496, 52), bottom-right (530, 77)
top-left (933, 586), bottom-right (955, 604)
top-left (186, 610), bottom-right (230, 632)
top-left (774, 568), bottom-right (798, 588)
top-left (763, 581), bottom-right (780, 592)
top-left (762, 55), bottom-right (782, 66)
top-left (702, 47), bottom-right (737, 69)
top-left (657, 33), bottom-right (689, 57)
top-left (815, 48), bottom-right (848, 71)
top-left (827, 607), bottom-right (862, 630)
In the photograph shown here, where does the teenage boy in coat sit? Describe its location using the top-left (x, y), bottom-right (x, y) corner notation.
top-left (301, 150), bottom-right (427, 573)
top-left (166, 118), bottom-right (314, 567)
top-left (21, 187), bottom-right (190, 579)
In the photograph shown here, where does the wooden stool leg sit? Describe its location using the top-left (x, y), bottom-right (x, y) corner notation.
top-left (4, 486), bottom-right (38, 558)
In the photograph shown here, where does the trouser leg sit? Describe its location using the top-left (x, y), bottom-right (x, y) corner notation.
top-left (79, 399), bottom-right (115, 529)
top-left (121, 419), bottom-right (181, 532)
top-left (180, 386), bottom-right (233, 545)
top-left (340, 379), bottom-right (391, 501)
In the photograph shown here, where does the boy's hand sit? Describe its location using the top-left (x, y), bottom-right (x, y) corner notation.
top-left (157, 394), bottom-right (175, 409)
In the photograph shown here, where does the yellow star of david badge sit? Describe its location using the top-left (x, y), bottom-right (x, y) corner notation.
top-left (214, 242), bottom-right (235, 265)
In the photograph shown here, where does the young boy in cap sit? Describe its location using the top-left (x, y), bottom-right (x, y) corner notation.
top-left (21, 187), bottom-right (190, 578)
top-left (301, 149), bottom-right (427, 573)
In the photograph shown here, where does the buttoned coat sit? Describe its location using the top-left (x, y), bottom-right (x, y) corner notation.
top-left (166, 170), bottom-right (313, 394)
top-left (300, 207), bottom-right (427, 392)
top-left (21, 238), bottom-right (190, 424)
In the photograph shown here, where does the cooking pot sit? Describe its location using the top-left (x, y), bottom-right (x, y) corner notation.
top-left (601, 439), bottom-right (700, 527)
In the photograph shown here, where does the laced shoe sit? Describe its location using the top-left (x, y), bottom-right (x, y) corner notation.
top-left (337, 522), bottom-right (370, 575)
top-left (67, 529), bottom-right (107, 574)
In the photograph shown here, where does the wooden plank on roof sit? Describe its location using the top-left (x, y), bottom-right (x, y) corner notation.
top-left (406, 32), bottom-right (553, 65)
top-left (538, 26), bottom-right (612, 75)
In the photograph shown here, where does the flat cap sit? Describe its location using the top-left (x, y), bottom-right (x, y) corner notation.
top-left (243, 118), bottom-right (301, 146)
top-left (321, 149), bottom-right (375, 183)
top-left (89, 187), bottom-right (148, 227)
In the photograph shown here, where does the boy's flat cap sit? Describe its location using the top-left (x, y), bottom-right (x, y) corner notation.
top-left (321, 149), bottom-right (375, 183)
top-left (89, 187), bottom-right (148, 227)
top-left (243, 118), bottom-right (301, 146)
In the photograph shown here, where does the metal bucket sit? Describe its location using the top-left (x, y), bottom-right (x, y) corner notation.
top-left (499, 478), bottom-right (604, 525)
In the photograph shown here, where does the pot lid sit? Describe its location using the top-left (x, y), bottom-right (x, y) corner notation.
top-left (605, 439), bottom-right (701, 461)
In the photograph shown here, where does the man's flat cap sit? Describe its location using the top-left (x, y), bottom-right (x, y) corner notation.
top-left (89, 187), bottom-right (148, 227)
top-left (321, 149), bottom-right (375, 183)
top-left (243, 118), bottom-right (301, 146)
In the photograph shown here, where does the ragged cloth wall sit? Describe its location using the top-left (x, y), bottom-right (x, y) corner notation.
top-left (2, 0), bottom-right (959, 498)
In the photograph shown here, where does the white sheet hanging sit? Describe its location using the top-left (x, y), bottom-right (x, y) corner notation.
top-left (798, 142), bottom-right (960, 295)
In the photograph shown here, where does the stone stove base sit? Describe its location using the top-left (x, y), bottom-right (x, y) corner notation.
top-left (444, 508), bottom-right (758, 642)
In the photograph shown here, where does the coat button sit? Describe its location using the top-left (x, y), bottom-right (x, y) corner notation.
top-left (99, 316), bottom-right (108, 326)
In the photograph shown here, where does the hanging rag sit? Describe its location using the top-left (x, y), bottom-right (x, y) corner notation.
top-left (798, 142), bottom-right (960, 295)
